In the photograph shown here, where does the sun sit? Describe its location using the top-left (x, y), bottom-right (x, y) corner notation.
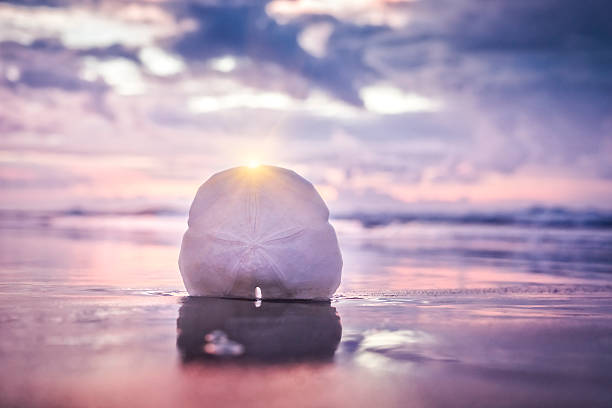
top-left (247, 159), bottom-right (260, 169)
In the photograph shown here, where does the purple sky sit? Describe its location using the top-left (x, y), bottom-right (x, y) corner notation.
top-left (1, 0), bottom-right (611, 213)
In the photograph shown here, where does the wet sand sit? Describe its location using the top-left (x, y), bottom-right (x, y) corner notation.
top-left (1, 216), bottom-right (611, 407)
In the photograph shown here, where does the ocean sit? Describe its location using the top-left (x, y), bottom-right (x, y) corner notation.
top-left (1, 208), bottom-right (611, 407)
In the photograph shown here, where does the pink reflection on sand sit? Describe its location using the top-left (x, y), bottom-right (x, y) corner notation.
top-left (380, 264), bottom-right (595, 291)
top-left (0, 216), bottom-right (185, 290)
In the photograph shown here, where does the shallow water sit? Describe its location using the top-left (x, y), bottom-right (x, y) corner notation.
top-left (1, 215), bottom-right (612, 407)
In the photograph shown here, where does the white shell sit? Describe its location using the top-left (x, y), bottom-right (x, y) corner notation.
top-left (179, 165), bottom-right (342, 300)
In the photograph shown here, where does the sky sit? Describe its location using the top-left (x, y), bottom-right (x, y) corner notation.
top-left (1, 0), bottom-right (611, 213)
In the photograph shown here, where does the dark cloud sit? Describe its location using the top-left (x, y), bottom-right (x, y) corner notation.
top-left (171, 2), bottom-right (379, 105)
top-left (0, 40), bottom-right (108, 92)
top-left (353, 0), bottom-right (612, 177)
top-left (17, 68), bottom-right (87, 90)
top-left (0, 0), bottom-right (67, 6)
top-left (371, 0), bottom-right (612, 90)
top-left (441, 0), bottom-right (612, 51)
top-left (0, 39), bottom-right (121, 120)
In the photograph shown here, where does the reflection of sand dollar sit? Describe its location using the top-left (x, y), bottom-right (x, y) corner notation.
top-left (179, 166), bottom-right (342, 300)
top-left (176, 297), bottom-right (342, 363)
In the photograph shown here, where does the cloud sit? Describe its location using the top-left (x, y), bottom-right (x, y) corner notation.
top-left (0, 0), bottom-right (611, 211)
top-left (266, 0), bottom-right (413, 28)
top-left (297, 21), bottom-right (333, 58)
top-left (360, 83), bottom-right (441, 114)
top-left (171, 1), bottom-right (376, 105)
top-left (139, 46), bottom-right (185, 76)
top-left (353, 0), bottom-right (612, 178)
top-left (0, 2), bottom-right (182, 48)
top-left (0, 40), bottom-right (109, 93)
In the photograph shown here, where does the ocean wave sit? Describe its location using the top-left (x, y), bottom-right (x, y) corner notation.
top-left (337, 207), bottom-right (612, 229)
top-left (1, 206), bottom-right (612, 230)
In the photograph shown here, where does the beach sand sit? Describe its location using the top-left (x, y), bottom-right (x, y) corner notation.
top-left (1, 215), bottom-right (611, 407)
